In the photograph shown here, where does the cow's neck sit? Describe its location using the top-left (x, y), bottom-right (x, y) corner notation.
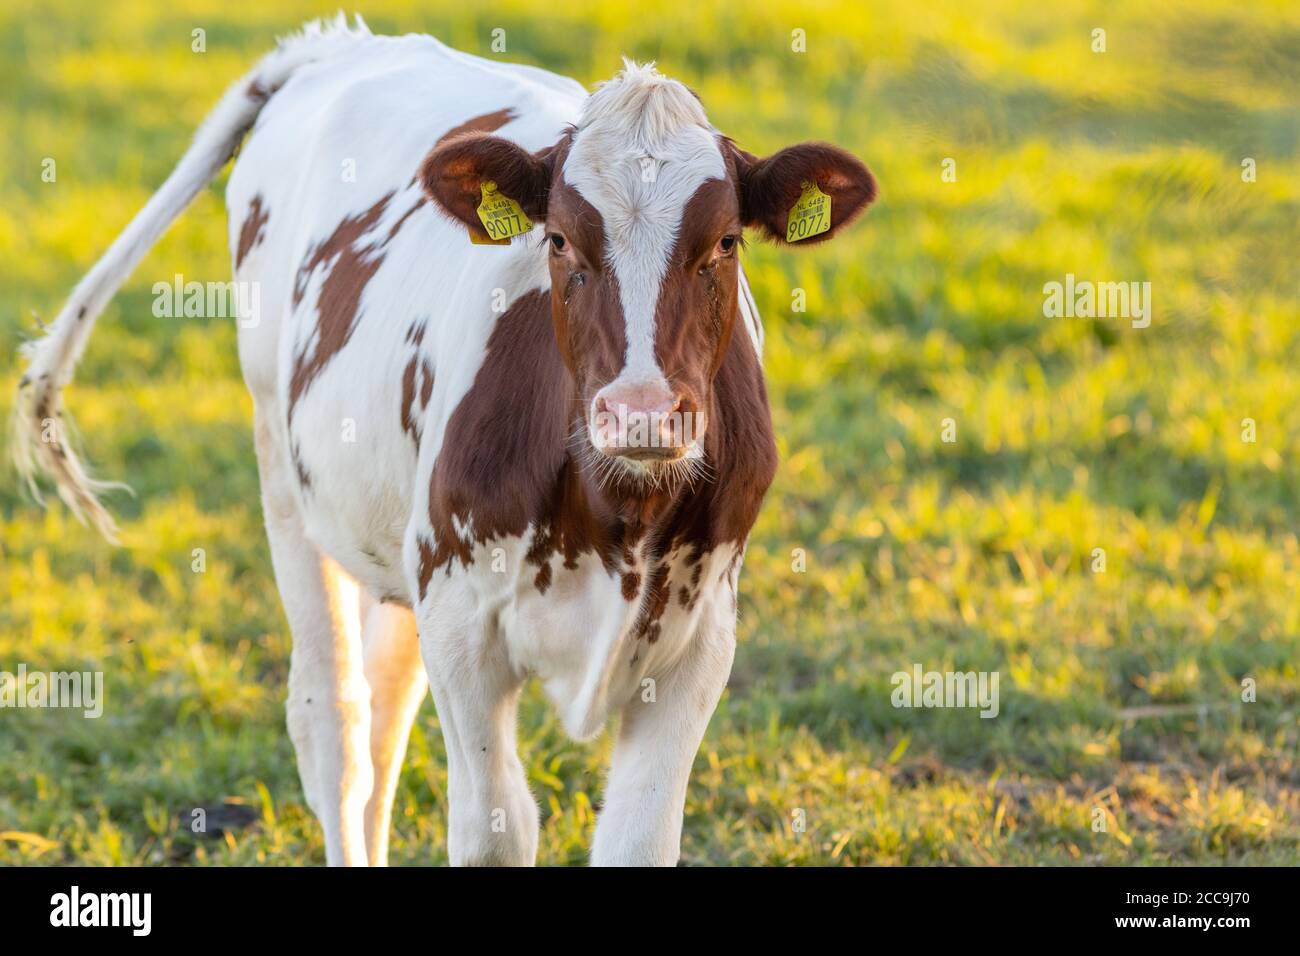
top-left (563, 425), bottom-right (697, 559)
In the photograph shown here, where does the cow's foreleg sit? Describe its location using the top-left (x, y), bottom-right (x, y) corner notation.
top-left (418, 598), bottom-right (538, 865)
top-left (591, 619), bottom-right (736, 866)
top-left (256, 410), bottom-right (373, 866)
top-left (361, 599), bottom-right (427, 866)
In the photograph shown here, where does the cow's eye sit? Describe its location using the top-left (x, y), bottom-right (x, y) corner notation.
top-left (699, 234), bottom-right (740, 274)
top-left (549, 233), bottom-right (567, 254)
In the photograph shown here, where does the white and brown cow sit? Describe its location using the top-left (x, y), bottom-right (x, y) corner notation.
top-left (15, 16), bottom-right (876, 865)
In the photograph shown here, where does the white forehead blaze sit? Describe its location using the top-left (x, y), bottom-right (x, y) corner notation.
top-left (562, 62), bottom-right (726, 383)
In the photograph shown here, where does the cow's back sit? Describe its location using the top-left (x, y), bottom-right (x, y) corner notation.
top-left (226, 33), bottom-right (585, 600)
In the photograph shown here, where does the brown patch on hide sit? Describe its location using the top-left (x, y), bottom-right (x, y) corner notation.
top-left (246, 78), bottom-right (282, 102)
top-left (291, 443), bottom-right (312, 491)
top-left (417, 535), bottom-right (436, 602)
top-left (399, 320), bottom-right (434, 447)
top-left (235, 195), bottom-right (269, 269)
top-left (287, 191), bottom-right (423, 421)
top-left (634, 563), bottom-right (672, 643)
top-left (533, 561), bottom-right (552, 594)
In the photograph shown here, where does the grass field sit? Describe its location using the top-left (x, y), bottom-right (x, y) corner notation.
top-left (1, 0), bottom-right (1298, 865)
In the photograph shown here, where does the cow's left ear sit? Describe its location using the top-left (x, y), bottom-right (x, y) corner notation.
top-left (728, 141), bottom-right (877, 245)
top-left (420, 133), bottom-right (557, 241)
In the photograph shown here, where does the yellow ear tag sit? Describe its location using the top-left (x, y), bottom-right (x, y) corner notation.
top-left (786, 180), bottom-right (832, 242)
top-left (475, 180), bottom-right (533, 243)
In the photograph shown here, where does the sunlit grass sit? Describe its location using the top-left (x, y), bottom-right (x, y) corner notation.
top-left (1, 0), bottom-right (1297, 865)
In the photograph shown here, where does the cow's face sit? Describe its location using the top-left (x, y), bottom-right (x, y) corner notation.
top-left (422, 65), bottom-right (876, 482)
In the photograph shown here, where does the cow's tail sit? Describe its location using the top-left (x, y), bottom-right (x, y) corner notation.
top-left (12, 14), bottom-right (371, 542)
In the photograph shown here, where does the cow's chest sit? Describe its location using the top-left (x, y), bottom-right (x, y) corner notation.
top-left (449, 527), bottom-right (740, 739)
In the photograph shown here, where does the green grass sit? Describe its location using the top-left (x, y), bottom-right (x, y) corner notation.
top-left (1, 0), bottom-right (1298, 865)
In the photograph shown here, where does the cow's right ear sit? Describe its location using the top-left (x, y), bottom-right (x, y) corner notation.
top-left (420, 133), bottom-right (554, 240)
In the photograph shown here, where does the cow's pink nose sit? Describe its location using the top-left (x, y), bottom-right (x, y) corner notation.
top-left (592, 381), bottom-right (688, 457)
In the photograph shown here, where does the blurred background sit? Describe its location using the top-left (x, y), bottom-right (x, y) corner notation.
top-left (0, 0), bottom-right (1297, 864)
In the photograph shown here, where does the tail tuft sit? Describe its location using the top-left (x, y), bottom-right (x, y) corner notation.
top-left (12, 351), bottom-right (125, 542)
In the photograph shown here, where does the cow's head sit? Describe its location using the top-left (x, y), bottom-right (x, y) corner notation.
top-left (421, 63), bottom-right (876, 482)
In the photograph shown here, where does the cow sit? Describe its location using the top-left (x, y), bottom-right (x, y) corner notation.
top-left (14, 15), bottom-right (877, 866)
